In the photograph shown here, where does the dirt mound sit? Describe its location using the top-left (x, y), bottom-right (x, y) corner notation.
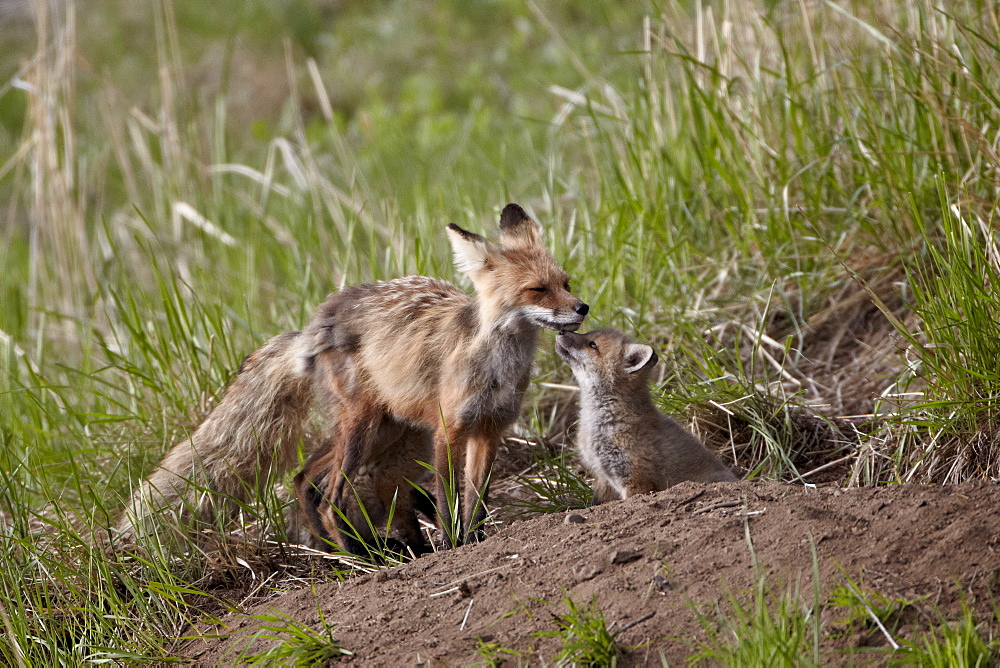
top-left (182, 481), bottom-right (1000, 665)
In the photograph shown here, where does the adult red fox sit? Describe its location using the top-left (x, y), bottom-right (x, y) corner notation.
top-left (119, 204), bottom-right (588, 557)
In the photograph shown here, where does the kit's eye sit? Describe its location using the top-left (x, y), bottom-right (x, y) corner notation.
top-left (528, 286), bottom-right (547, 292)
top-left (563, 282), bottom-right (571, 291)
top-left (588, 341), bottom-right (598, 350)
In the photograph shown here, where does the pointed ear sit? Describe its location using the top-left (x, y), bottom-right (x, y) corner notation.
top-left (447, 223), bottom-right (492, 275)
top-left (498, 203), bottom-right (543, 250)
top-left (623, 343), bottom-right (657, 374)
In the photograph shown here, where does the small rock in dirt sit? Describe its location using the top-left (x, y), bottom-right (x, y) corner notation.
top-left (610, 549), bottom-right (643, 565)
top-left (565, 513), bottom-right (586, 524)
top-left (573, 561), bottom-right (602, 582)
top-left (659, 517), bottom-right (672, 527)
top-left (653, 574), bottom-right (671, 593)
top-left (459, 581), bottom-right (473, 598)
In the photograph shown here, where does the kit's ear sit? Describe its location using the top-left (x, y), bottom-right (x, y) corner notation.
top-left (623, 343), bottom-right (657, 374)
top-left (498, 203), bottom-right (543, 250)
top-left (447, 223), bottom-right (493, 275)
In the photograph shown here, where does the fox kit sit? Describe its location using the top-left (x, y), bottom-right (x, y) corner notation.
top-left (556, 329), bottom-right (735, 504)
top-left (293, 419), bottom-right (438, 556)
top-left (119, 204), bottom-right (587, 557)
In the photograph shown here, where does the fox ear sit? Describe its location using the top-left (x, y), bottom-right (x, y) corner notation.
top-left (498, 203), bottom-right (543, 250)
top-left (447, 223), bottom-right (492, 275)
top-left (623, 343), bottom-right (657, 374)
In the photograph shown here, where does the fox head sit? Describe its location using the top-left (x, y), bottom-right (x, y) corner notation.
top-left (555, 329), bottom-right (658, 390)
top-left (447, 203), bottom-right (588, 332)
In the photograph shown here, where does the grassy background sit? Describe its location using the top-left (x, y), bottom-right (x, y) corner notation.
top-left (2, 0), bottom-right (1000, 661)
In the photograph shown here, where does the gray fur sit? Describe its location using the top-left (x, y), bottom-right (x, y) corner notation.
top-left (557, 329), bottom-right (736, 502)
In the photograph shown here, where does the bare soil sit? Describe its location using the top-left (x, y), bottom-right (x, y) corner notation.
top-left (180, 480), bottom-right (1000, 665)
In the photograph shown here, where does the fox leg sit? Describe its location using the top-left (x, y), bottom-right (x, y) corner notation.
top-left (293, 463), bottom-right (335, 549)
top-left (294, 444), bottom-right (383, 555)
top-left (330, 411), bottom-right (390, 556)
top-left (589, 477), bottom-right (619, 506)
top-left (462, 430), bottom-right (499, 544)
top-left (432, 424), bottom-right (467, 545)
top-left (292, 431), bottom-right (346, 550)
top-left (623, 478), bottom-right (661, 498)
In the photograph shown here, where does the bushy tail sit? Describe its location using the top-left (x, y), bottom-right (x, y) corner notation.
top-left (117, 331), bottom-right (313, 542)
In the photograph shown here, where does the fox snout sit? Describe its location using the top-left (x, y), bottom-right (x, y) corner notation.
top-left (555, 330), bottom-right (585, 362)
top-left (559, 301), bottom-right (589, 332)
top-left (556, 329), bottom-right (587, 345)
top-left (523, 297), bottom-right (589, 332)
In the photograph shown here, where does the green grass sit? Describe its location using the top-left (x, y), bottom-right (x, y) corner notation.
top-left (475, 636), bottom-right (527, 667)
top-left (827, 576), bottom-right (921, 639)
top-left (692, 559), bottom-right (998, 665)
top-left (692, 576), bottom-right (823, 667)
top-left (508, 443), bottom-right (592, 517)
top-left (890, 604), bottom-right (999, 667)
top-left (3, 0), bottom-right (1000, 659)
top-left (237, 608), bottom-right (352, 666)
top-left (534, 594), bottom-right (623, 666)
top-left (691, 526), bottom-right (825, 666)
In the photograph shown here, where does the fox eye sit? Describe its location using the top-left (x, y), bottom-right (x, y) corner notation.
top-left (563, 282), bottom-right (571, 291)
top-left (588, 341), bottom-right (598, 350)
top-left (528, 286), bottom-right (547, 293)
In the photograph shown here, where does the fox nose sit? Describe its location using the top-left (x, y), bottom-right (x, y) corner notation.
top-left (575, 303), bottom-right (589, 316)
